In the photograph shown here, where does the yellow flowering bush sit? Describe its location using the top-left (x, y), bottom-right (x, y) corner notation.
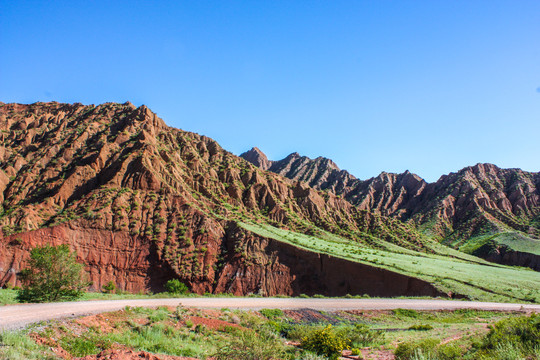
top-left (300, 325), bottom-right (350, 360)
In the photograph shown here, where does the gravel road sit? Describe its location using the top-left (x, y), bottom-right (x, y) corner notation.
top-left (1, 298), bottom-right (539, 331)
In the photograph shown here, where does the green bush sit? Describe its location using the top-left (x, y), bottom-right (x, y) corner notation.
top-left (213, 330), bottom-right (285, 360)
top-left (436, 343), bottom-right (464, 360)
top-left (395, 339), bottom-right (465, 360)
top-left (393, 308), bottom-right (420, 318)
top-left (259, 308), bottom-right (284, 319)
top-left (300, 325), bottom-right (350, 360)
top-left (102, 281), bottom-right (116, 294)
top-left (395, 338), bottom-right (439, 360)
top-left (164, 279), bottom-right (188, 294)
top-left (286, 324), bottom-right (316, 341)
top-left (481, 314), bottom-right (540, 351)
top-left (16, 244), bottom-right (87, 303)
top-left (408, 324), bottom-right (434, 331)
top-left (472, 314), bottom-right (540, 359)
top-left (266, 319), bottom-right (292, 336)
top-left (337, 323), bottom-right (384, 347)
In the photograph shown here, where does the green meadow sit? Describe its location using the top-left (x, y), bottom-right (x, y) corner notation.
top-left (240, 222), bottom-right (540, 303)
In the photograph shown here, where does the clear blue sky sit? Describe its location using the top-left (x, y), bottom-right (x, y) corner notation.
top-left (2, 1), bottom-right (539, 182)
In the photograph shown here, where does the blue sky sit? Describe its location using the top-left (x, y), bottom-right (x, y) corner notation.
top-left (1, 1), bottom-right (539, 182)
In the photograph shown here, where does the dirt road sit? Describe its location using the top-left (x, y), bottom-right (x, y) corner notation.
top-left (1, 298), bottom-right (539, 330)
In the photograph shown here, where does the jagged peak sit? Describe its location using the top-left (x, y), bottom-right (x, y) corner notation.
top-left (242, 147), bottom-right (267, 157)
top-left (123, 101), bottom-right (136, 109)
top-left (285, 152), bottom-right (301, 160)
top-left (240, 147), bottom-right (272, 170)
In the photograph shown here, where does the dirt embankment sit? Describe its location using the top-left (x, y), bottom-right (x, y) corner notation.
top-left (475, 243), bottom-right (540, 271)
top-left (215, 224), bottom-right (446, 298)
top-left (1, 223), bottom-right (445, 298)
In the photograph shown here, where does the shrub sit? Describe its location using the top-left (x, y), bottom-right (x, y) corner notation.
top-left (338, 323), bottom-right (384, 347)
top-left (259, 308), bottom-right (284, 320)
top-left (408, 324), bottom-right (434, 331)
top-left (472, 314), bottom-right (540, 358)
top-left (393, 308), bottom-right (420, 318)
top-left (266, 320), bottom-right (292, 336)
top-left (164, 279), bottom-right (188, 294)
top-left (287, 324), bottom-right (316, 341)
top-left (436, 343), bottom-right (464, 360)
top-left (395, 338), bottom-right (439, 360)
top-left (16, 244), bottom-right (87, 303)
top-left (481, 313), bottom-right (540, 351)
top-left (102, 281), bottom-right (116, 294)
top-left (301, 325), bottom-right (350, 360)
top-left (213, 330), bottom-right (285, 360)
top-left (395, 341), bottom-right (463, 360)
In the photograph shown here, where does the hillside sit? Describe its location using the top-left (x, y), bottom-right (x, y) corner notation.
top-left (241, 148), bottom-right (540, 269)
top-left (0, 102), bottom-right (539, 302)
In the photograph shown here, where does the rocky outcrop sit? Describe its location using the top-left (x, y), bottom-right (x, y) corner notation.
top-left (472, 241), bottom-right (540, 271)
top-left (0, 225), bottom-right (172, 292)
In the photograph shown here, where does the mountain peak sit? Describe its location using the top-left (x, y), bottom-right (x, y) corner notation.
top-left (240, 147), bottom-right (272, 170)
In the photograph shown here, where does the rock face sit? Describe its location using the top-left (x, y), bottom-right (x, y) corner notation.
top-left (242, 150), bottom-right (540, 242)
top-left (471, 240), bottom-right (540, 272)
top-left (0, 102), bottom-right (432, 296)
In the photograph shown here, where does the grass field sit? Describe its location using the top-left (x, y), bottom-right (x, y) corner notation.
top-left (240, 222), bottom-right (540, 303)
top-left (1, 305), bottom-right (535, 360)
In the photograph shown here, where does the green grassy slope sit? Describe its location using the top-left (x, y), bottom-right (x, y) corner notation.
top-left (240, 222), bottom-right (540, 303)
top-left (459, 232), bottom-right (540, 256)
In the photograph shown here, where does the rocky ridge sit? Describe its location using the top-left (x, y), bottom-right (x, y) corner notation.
top-left (241, 148), bottom-right (540, 266)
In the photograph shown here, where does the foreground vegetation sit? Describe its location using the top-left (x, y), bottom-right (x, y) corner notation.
top-left (241, 222), bottom-right (540, 303)
top-left (1, 305), bottom-right (539, 360)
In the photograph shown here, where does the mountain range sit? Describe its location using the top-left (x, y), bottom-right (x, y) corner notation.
top-left (241, 147), bottom-right (540, 263)
top-left (0, 102), bottom-right (538, 302)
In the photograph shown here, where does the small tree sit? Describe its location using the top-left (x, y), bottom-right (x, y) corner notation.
top-left (102, 281), bottom-right (117, 294)
top-left (164, 279), bottom-right (188, 294)
top-left (17, 244), bottom-right (88, 303)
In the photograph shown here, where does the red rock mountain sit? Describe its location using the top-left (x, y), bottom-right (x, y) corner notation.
top-left (0, 102), bottom-right (441, 296)
top-left (241, 148), bottom-right (540, 262)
